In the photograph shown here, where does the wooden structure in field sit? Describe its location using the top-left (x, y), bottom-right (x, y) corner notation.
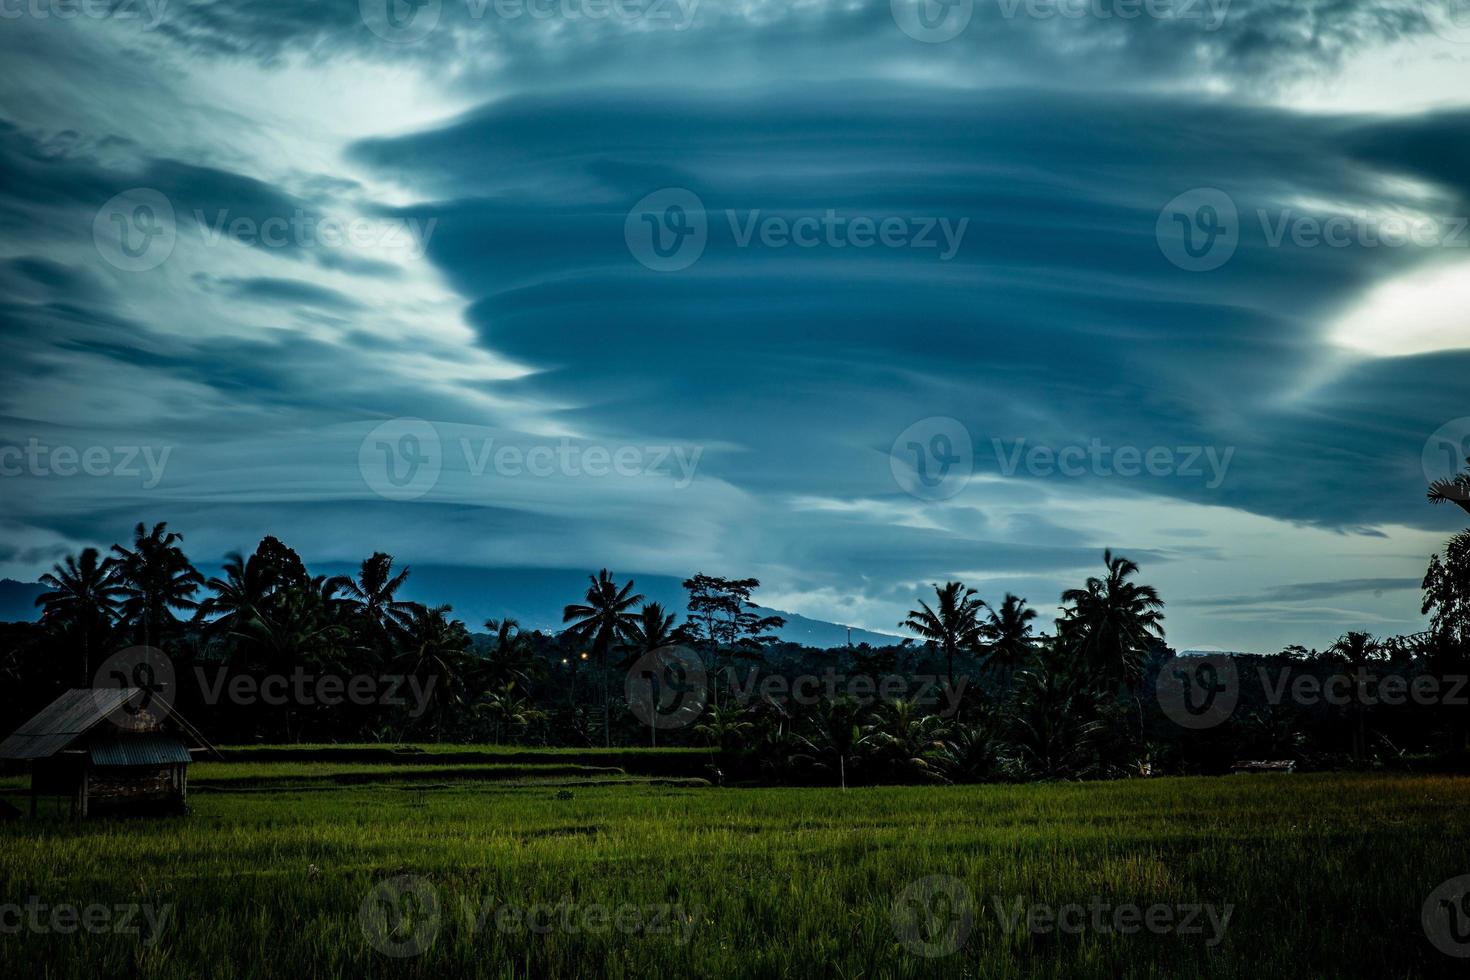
top-left (0, 688), bottom-right (215, 818)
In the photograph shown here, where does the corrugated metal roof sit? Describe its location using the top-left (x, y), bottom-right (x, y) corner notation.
top-left (88, 734), bottom-right (192, 767)
top-left (0, 688), bottom-right (145, 760)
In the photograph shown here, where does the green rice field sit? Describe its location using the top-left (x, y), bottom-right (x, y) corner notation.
top-left (2, 753), bottom-right (1467, 978)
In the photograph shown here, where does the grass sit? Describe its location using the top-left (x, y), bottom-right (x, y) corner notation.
top-left (1, 759), bottom-right (1467, 977)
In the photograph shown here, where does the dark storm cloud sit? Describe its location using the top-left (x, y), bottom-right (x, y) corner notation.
top-left (349, 87), bottom-right (1469, 531)
top-left (1178, 576), bottom-right (1423, 607)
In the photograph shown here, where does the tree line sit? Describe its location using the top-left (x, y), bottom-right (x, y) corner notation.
top-left (1, 456), bottom-right (1467, 784)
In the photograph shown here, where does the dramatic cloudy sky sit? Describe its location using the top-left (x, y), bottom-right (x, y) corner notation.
top-left (1, 0), bottom-right (1468, 651)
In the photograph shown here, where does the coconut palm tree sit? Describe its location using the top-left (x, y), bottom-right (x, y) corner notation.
top-left (341, 552), bottom-right (416, 645)
top-left (1329, 630), bottom-right (1385, 764)
top-left (393, 603), bottom-right (473, 740)
top-left (622, 602), bottom-right (680, 660)
top-left (793, 697), bottom-right (880, 790)
top-left (107, 522), bottom-right (203, 648)
top-left (562, 569), bottom-right (644, 747)
top-left (870, 699), bottom-right (950, 783)
top-left (35, 547), bottom-right (124, 684)
top-left (475, 682), bottom-right (545, 744)
top-left (900, 582), bottom-right (985, 688)
top-left (981, 592), bottom-right (1037, 693)
top-left (196, 551), bottom-right (277, 642)
top-left (1057, 550), bottom-right (1164, 691)
top-left (1428, 455), bottom-right (1470, 516)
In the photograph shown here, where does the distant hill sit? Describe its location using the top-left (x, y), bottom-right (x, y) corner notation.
top-left (0, 565), bottom-right (902, 648)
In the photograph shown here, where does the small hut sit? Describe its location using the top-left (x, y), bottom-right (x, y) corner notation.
top-left (0, 688), bottom-right (215, 818)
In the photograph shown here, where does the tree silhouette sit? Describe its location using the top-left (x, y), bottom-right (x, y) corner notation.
top-left (107, 522), bottom-right (203, 649)
top-left (562, 569), bottom-right (644, 747)
top-left (900, 582), bottom-right (985, 688)
top-left (35, 547), bottom-right (123, 684)
top-left (1058, 550), bottom-right (1164, 691)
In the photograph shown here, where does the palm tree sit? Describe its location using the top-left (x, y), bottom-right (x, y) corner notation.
top-left (1428, 455), bottom-right (1470, 516)
top-left (475, 682), bottom-right (545, 744)
top-left (1329, 631), bottom-right (1384, 764)
top-left (477, 618), bottom-right (538, 693)
top-left (793, 697), bottom-right (880, 790)
top-left (393, 603), bottom-right (472, 740)
top-left (341, 553), bottom-right (415, 645)
top-left (1058, 550), bottom-right (1164, 692)
top-left (562, 569), bottom-right (644, 747)
top-left (900, 582), bottom-right (985, 689)
top-left (622, 602), bottom-right (680, 660)
top-left (35, 547), bottom-right (124, 684)
top-left (870, 699), bottom-right (950, 783)
top-left (981, 593), bottom-right (1037, 693)
top-left (107, 522), bottom-right (203, 648)
top-left (196, 551), bottom-right (277, 641)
